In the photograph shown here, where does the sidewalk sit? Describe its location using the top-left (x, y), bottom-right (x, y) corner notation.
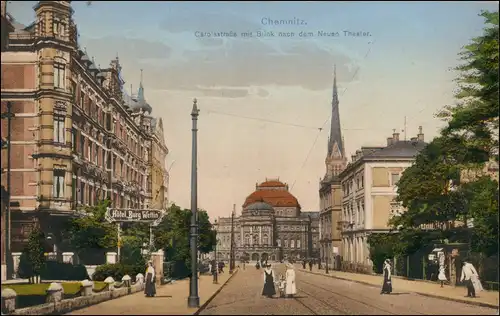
top-left (295, 264), bottom-right (499, 309)
top-left (68, 270), bottom-right (238, 315)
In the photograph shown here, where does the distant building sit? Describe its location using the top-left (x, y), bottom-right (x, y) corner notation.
top-left (338, 129), bottom-right (427, 272)
top-left (215, 179), bottom-right (320, 262)
top-left (319, 65), bottom-right (347, 267)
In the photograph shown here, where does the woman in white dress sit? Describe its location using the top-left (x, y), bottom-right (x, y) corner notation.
top-left (285, 263), bottom-right (297, 298)
top-left (438, 265), bottom-right (447, 287)
top-left (437, 252), bottom-right (447, 288)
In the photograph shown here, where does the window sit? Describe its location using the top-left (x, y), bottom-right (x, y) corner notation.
top-left (71, 128), bottom-right (77, 151)
top-left (244, 235), bottom-right (250, 245)
top-left (284, 239), bottom-right (288, 248)
top-left (80, 135), bottom-right (85, 153)
top-left (87, 142), bottom-right (92, 161)
top-left (53, 170), bottom-right (65, 198)
top-left (94, 146), bottom-right (99, 164)
top-left (290, 240), bottom-right (295, 248)
top-left (102, 149), bottom-right (106, 168)
top-left (53, 19), bottom-right (64, 36)
top-left (297, 240), bottom-right (301, 248)
top-left (54, 63), bottom-right (65, 89)
top-left (80, 182), bottom-right (85, 204)
top-left (80, 93), bottom-right (85, 108)
top-left (262, 234), bottom-right (269, 245)
top-left (53, 114), bottom-right (65, 143)
top-left (361, 176), bottom-right (364, 188)
top-left (72, 175), bottom-right (77, 204)
top-left (391, 173), bottom-right (400, 186)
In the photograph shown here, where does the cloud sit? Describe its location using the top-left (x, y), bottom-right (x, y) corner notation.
top-left (257, 88), bottom-right (270, 98)
top-left (199, 88), bottom-right (249, 98)
top-left (132, 40), bottom-right (354, 92)
top-left (82, 36), bottom-right (171, 65)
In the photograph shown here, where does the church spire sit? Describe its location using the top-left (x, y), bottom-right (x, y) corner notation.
top-left (327, 64), bottom-right (344, 157)
top-left (137, 69), bottom-right (145, 101)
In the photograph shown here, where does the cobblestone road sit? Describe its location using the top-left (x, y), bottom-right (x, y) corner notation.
top-left (199, 264), bottom-right (497, 315)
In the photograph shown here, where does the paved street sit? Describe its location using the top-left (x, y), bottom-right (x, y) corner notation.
top-left (199, 264), bottom-right (497, 315)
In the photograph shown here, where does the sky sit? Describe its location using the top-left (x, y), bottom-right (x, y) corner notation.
top-left (7, 1), bottom-right (499, 219)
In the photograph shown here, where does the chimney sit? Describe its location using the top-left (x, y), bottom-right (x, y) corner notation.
top-left (417, 126), bottom-right (424, 142)
top-left (387, 137), bottom-right (393, 146)
top-left (392, 132), bottom-right (400, 142)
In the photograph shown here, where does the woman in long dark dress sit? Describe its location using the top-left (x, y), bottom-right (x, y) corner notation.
top-left (262, 264), bottom-right (276, 298)
top-left (144, 261), bottom-right (157, 297)
top-left (381, 259), bottom-right (392, 294)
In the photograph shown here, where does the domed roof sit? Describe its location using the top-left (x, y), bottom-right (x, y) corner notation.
top-left (259, 180), bottom-right (286, 187)
top-left (243, 178), bottom-right (300, 208)
top-left (244, 201), bottom-right (274, 211)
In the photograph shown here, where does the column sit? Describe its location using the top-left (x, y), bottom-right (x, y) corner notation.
top-left (240, 226), bottom-right (244, 245)
top-left (249, 226), bottom-right (253, 246)
top-left (259, 226), bottom-right (262, 245)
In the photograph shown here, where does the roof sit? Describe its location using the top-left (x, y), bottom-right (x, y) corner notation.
top-left (244, 187), bottom-right (300, 208)
top-left (244, 202), bottom-right (274, 211)
top-left (363, 140), bottom-right (427, 159)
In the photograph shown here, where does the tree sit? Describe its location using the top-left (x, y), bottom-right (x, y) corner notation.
top-left (64, 199), bottom-right (117, 264)
top-left (439, 10), bottom-right (499, 163)
top-left (17, 227), bottom-right (46, 283)
top-left (153, 204), bottom-right (216, 274)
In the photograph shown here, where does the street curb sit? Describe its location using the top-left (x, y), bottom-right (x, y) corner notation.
top-left (193, 269), bottom-right (239, 315)
top-left (298, 269), bottom-right (499, 309)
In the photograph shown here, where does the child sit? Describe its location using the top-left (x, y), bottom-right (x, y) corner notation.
top-left (277, 273), bottom-right (286, 298)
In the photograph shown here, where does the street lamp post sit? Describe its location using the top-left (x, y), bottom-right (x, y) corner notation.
top-left (325, 239), bottom-right (329, 274)
top-left (187, 98), bottom-right (200, 308)
top-left (213, 219), bottom-right (219, 284)
top-left (1, 101), bottom-right (14, 280)
top-left (229, 204), bottom-right (235, 274)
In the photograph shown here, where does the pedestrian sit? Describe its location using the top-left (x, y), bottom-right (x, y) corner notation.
top-left (262, 264), bottom-right (276, 298)
top-left (144, 261), bottom-right (156, 297)
top-left (308, 260), bottom-right (313, 271)
top-left (380, 259), bottom-right (392, 294)
top-left (438, 265), bottom-right (447, 287)
top-left (302, 259), bottom-right (306, 269)
top-left (285, 262), bottom-right (297, 298)
top-left (460, 259), bottom-right (483, 298)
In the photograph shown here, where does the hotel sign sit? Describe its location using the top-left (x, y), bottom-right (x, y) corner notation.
top-left (105, 208), bottom-right (165, 225)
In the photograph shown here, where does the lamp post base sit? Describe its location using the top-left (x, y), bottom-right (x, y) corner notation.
top-left (187, 296), bottom-right (200, 308)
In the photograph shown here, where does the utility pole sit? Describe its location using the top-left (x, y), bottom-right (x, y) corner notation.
top-left (187, 98), bottom-right (200, 308)
top-left (1, 101), bottom-right (14, 280)
top-left (229, 204), bottom-right (235, 274)
top-left (403, 116), bottom-right (407, 141)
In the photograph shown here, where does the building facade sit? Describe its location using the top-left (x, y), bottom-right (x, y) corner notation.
top-left (319, 66), bottom-right (347, 267)
top-left (338, 129), bottom-right (426, 272)
top-left (215, 179), bottom-right (320, 262)
top-left (0, 1), bottom-right (169, 263)
top-left (150, 117), bottom-right (169, 209)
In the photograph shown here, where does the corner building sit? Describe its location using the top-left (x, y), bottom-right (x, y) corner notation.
top-left (215, 179), bottom-right (320, 262)
top-left (0, 1), bottom-right (169, 256)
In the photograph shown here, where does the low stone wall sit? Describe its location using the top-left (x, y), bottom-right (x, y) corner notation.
top-left (1, 274), bottom-right (145, 315)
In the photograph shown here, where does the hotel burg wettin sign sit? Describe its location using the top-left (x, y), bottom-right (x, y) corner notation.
top-left (105, 208), bottom-right (165, 225)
